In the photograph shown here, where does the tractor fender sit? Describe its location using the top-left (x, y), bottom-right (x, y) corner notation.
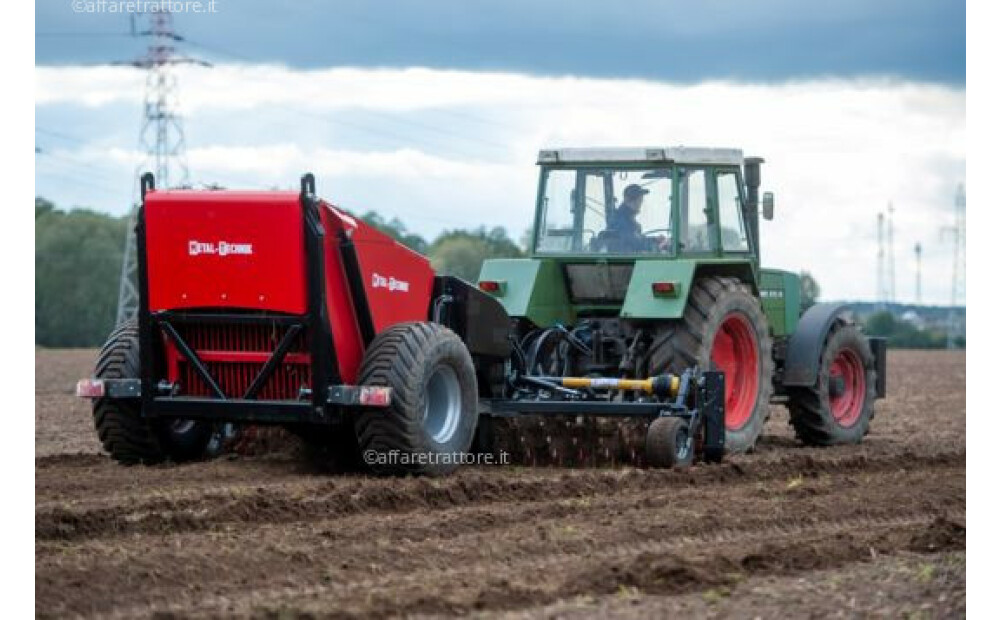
top-left (781, 302), bottom-right (852, 387)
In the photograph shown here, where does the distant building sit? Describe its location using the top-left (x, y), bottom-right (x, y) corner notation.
top-left (900, 310), bottom-right (926, 329)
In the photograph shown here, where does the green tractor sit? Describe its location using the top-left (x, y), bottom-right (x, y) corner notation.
top-left (478, 147), bottom-right (886, 454)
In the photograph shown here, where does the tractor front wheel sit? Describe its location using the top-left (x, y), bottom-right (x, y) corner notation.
top-left (647, 277), bottom-right (774, 453)
top-left (786, 321), bottom-right (877, 445)
top-left (354, 322), bottom-right (479, 476)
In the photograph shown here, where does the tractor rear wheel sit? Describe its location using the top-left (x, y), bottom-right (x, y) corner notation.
top-left (786, 321), bottom-right (876, 445)
top-left (647, 277), bottom-right (774, 453)
top-left (354, 322), bottom-right (479, 476)
top-left (93, 321), bottom-right (213, 464)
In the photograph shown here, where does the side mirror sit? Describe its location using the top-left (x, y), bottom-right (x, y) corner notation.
top-left (762, 192), bottom-right (775, 220)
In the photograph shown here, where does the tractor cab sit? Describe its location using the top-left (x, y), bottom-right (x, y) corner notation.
top-left (532, 147), bottom-right (761, 261)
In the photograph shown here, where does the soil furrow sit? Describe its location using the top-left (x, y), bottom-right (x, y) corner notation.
top-left (36, 449), bottom-right (964, 542)
top-left (91, 513), bottom-right (963, 619)
top-left (38, 463), bottom-right (963, 617)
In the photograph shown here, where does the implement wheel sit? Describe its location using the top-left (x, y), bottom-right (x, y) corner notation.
top-left (354, 322), bottom-right (479, 476)
top-left (647, 277), bottom-right (774, 453)
top-left (645, 417), bottom-right (694, 468)
top-left (787, 321), bottom-right (877, 445)
top-left (93, 321), bottom-right (213, 464)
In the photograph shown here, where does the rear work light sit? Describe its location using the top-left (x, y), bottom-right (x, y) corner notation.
top-left (478, 280), bottom-right (507, 295)
top-left (651, 281), bottom-right (680, 297)
top-left (75, 379), bottom-right (105, 399)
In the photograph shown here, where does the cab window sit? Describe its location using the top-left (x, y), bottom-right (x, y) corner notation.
top-left (678, 167), bottom-right (715, 253)
top-left (535, 169), bottom-right (578, 253)
top-left (535, 167), bottom-right (674, 256)
top-left (717, 171), bottom-right (749, 252)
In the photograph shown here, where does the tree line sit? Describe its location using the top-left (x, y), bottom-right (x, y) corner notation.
top-left (35, 198), bottom-right (525, 347)
top-left (863, 311), bottom-right (964, 349)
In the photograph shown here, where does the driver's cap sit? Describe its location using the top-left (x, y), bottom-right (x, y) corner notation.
top-left (624, 184), bottom-right (650, 200)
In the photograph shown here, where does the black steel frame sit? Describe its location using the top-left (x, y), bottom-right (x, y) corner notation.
top-left (482, 370), bottom-right (726, 462)
top-left (134, 172), bottom-right (346, 425)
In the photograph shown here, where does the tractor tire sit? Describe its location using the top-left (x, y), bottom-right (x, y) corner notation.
top-left (645, 417), bottom-right (694, 468)
top-left (354, 322), bottom-right (479, 476)
top-left (786, 321), bottom-right (877, 445)
top-left (93, 321), bottom-right (213, 464)
top-left (647, 277), bottom-right (774, 453)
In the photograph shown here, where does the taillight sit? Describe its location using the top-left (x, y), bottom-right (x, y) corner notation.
top-left (75, 379), bottom-right (105, 399)
top-left (651, 281), bottom-right (680, 297)
top-left (359, 386), bottom-right (392, 407)
top-left (478, 280), bottom-right (506, 295)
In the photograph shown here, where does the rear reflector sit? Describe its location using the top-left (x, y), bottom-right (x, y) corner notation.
top-left (358, 386), bottom-right (392, 407)
top-left (75, 379), bottom-right (105, 399)
top-left (651, 281), bottom-right (680, 297)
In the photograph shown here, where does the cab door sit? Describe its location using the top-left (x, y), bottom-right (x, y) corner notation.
top-left (712, 168), bottom-right (754, 260)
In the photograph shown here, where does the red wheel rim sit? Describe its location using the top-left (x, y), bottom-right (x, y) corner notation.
top-left (829, 348), bottom-right (866, 427)
top-left (710, 313), bottom-right (760, 430)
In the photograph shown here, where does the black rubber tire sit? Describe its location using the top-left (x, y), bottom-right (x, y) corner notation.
top-left (92, 321), bottom-right (213, 464)
top-left (645, 417), bottom-right (694, 468)
top-left (354, 322), bottom-right (479, 476)
top-left (786, 321), bottom-right (877, 445)
top-left (647, 276), bottom-right (774, 453)
top-left (157, 418), bottom-right (215, 462)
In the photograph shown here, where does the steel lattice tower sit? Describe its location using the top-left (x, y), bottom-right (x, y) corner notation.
top-left (946, 184), bottom-right (966, 349)
top-left (887, 202), bottom-right (896, 305)
top-left (116, 11), bottom-right (209, 325)
top-left (876, 212), bottom-right (886, 310)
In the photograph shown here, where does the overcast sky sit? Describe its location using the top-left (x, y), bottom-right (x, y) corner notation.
top-left (34, 1), bottom-right (965, 305)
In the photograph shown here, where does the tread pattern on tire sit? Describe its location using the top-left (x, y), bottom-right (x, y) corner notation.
top-left (786, 320), bottom-right (877, 446)
top-left (646, 417), bottom-right (693, 469)
top-left (354, 321), bottom-right (477, 476)
top-left (646, 276), bottom-right (775, 454)
top-left (93, 321), bottom-right (164, 464)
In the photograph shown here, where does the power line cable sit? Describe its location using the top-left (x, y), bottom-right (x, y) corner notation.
top-left (35, 148), bottom-right (123, 184)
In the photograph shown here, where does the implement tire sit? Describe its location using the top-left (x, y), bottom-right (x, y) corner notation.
top-left (645, 417), bottom-right (694, 468)
top-left (93, 321), bottom-right (212, 464)
top-left (647, 276), bottom-right (774, 453)
top-left (354, 322), bottom-right (479, 476)
top-left (786, 321), bottom-right (877, 445)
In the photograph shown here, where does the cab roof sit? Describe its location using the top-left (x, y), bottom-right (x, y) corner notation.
top-left (537, 147), bottom-right (746, 166)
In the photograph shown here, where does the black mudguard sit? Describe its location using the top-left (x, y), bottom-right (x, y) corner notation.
top-left (431, 275), bottom-right (512, 359)
top-left (782, 304), bottom-right (887, 399)
top-left (782, 302), bottom-right (850, 387)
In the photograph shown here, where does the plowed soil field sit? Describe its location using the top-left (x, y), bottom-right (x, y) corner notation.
top-left (36, 349), bottom-right (965, 618)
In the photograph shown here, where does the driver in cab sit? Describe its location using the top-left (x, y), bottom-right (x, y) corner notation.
top-left (605, 184), bottom-right (669, 252)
